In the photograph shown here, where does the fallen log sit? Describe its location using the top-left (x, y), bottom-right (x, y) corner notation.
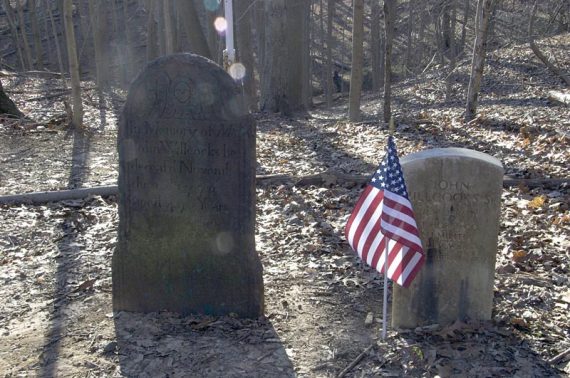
top-left (0, 186), bottom-right (118, 205)
top-left (0, 173), bottom-right (568, 205)
top-left (547, 91), bottom-right (570, 107)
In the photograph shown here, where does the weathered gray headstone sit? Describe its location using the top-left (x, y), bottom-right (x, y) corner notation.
top-left (113, 54), bottom-right (264, 317)
top-left (392, 148), bottom-right (503, 328)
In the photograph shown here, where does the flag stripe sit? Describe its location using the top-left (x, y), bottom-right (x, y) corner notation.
top-left (400, 252), bottom-right (424, 287)
top-left (383, 192), bottom-right (416, 219)
top-left (345, 186), bottom-right (374, 250)
top-left (380, 219), bottom-right (423, 250)
top-left (365, 226), bottom-right (386, 266)
top-left (351, 192), bottom-right (383, 256)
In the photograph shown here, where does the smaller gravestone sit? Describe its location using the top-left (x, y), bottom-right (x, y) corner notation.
top-left (392, 148), bottom-right (503, 328)
top-left (113, 54), bottom-right (263, 317)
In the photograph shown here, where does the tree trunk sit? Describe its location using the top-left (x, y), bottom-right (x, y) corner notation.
top-left (121, 0), bottom-right (133, 85)
top-left (146, 0), bottom-right (159, 61)
top-left (0, 80), bottom-right (24, 117)
top-left (405, 0), bottom-right (415, 73)
top-left (301, 0), bottom-right (312, 109)
top-left (63, 0), bottom-right (83, 128)
top-left (465, 0), bottom-right (494, 122)
top-left (326, 0), bottom-right (336, 106)
top-left (17, 0), bottom-right (33, 70)
top-left (163, 0), bottom-right (175, 54)
top-left (88, 0), bottom-right (105, 89)
top-left (157, 0), bottom-right (166, 56)
top-left (177, 0), bottom-right (212, 59)
top-left (260, 0), bottom-right (288, 114)
top-left (529, 1), bottom-right (570, 86)
top-left (348, 0), bottom-right (364, 121)
top-left (46, 0), bottom-right (66, 84)
top-left (460, 0), bottom-right (470, 55)
top-left (255, 0), bottom-right (266, 71)
top-left (441, 0), bottom-right (452, 57)
top-left (235, 0), bottom-right (256, 110)
top-left (29, 0), bottom-right (43, 69)
top-left (2, 0), bottom-right (26, 70)
top-left (287, 0), bottom-right (308, 112)
top-left (446, 0), bottom-right (458, 101)
top-left (383, 0), bottom-right (395, 123)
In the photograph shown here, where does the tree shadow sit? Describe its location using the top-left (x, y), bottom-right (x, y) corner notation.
top-left (38, 127), bottom-right (92, 377)
top-left (113, 311), bottom-right (295, 377)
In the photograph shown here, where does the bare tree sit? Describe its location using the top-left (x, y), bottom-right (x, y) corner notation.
top-left (348, 0), bottom-right (364, 121)
top-left (261, 0), bottom-right (287, 113)
top-left (325, 0), bottom-right (336, 107)
top-left (146, 0), bottom-right (159, 61)
top-left (163, 0), bottom-right (175, 54)
top-left (445, 0), bottom-right (458, 101)
top-left (88, 0), bottom-right (105, 89)
top-left (465, 0), bottom-right (495, 122)
top-left (16, 0), bottom-right (33, 69)
top-left (63, 0), bottom-right (83, 127)
top-left (405, 0), bottom-right (416, 73)
top-left (235, 0), bottom-right (257, 110)
top-left (383, 0), bottom-right (396, 122)
top-left (260, 0), bottom-right (308, 114)
top-left (29, 0), bottom-right (43, 69)
top-left (2, 0), bottom-right (26, 70)
top-left (287, 0), bottom-right (310, 111)
top-left (529, 1), bottom-right (570, 86)
top-left (459, 0), bottom-right (470, 54)
top-left (46, 0), bottom-right (66, 84)
top-left (177, 0), bottom-right (212, 59)
top-left (122, 0), bottom-right (133, 82)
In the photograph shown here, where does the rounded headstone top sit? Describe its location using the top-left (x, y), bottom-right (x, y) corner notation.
top-left (124, 53), bottom-right (248, 123)
top-left (401, 148), bottom-right (503, 170)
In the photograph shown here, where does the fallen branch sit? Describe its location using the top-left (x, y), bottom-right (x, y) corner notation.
top-left (547, 91), bottom-right (570, 107)
top-left (529, 2), bottom-right (570, 86)
top-left (0, 186), bottom-right (118, 205)
top-left (1, 173), bottom-right (568, 205)
top-left (336, 344), bottom-right (375, 378)
top-left (548, 347), bottom-right (570, 365)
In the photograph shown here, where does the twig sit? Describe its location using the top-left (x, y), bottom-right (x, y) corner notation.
top-left (336, 344), bottom-right (374, 378)
top-left (548, 347), bottom-right (570, 365)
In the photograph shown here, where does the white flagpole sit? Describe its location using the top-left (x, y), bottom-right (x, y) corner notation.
top-left (382, 118), bottom-right (396, 340)
top-left (382, 241), bottom-right (389, 339)
top-left (224, 0), bottom-right (236, 66)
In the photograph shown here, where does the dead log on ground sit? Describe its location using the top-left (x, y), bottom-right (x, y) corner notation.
top-left (1, 173), bottom-right (568, 205)
top-left (547, 91), bottom-right (570, 107)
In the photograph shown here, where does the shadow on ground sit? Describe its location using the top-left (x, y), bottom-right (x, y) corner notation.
top-left (114, 312), bottom-right (295, 377)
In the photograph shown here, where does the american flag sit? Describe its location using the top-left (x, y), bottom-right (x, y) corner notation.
top-left (345, 136), bottom-right (424, 287)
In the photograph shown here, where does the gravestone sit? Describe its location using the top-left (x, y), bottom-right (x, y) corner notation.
top-left (113, 54), bottom-right (264, 317)
top-left (392, 148), bottom-right (503, 328)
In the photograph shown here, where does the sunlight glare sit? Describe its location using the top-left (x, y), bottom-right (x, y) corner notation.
top-left (228, 63), bottom-right (246, 81)
top-left (214, 17), bottom-right (228, 34)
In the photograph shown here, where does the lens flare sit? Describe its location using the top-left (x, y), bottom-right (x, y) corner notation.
top-left (203, 0), bottom-right (220, 12)
top-left (228, 63), bottom-right (246, 81)
top-left (214, 17), bottom-right (227, 33)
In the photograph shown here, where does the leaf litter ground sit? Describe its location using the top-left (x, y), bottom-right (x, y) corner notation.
top-left (0, 35), bottom-right (569, 377)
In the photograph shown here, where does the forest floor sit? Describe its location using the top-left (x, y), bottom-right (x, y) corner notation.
top-left (0, 34), bottom-right (569, 377)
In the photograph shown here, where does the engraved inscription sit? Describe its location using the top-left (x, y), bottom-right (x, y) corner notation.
top-left (410, 180), bottom-right (498, 205)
